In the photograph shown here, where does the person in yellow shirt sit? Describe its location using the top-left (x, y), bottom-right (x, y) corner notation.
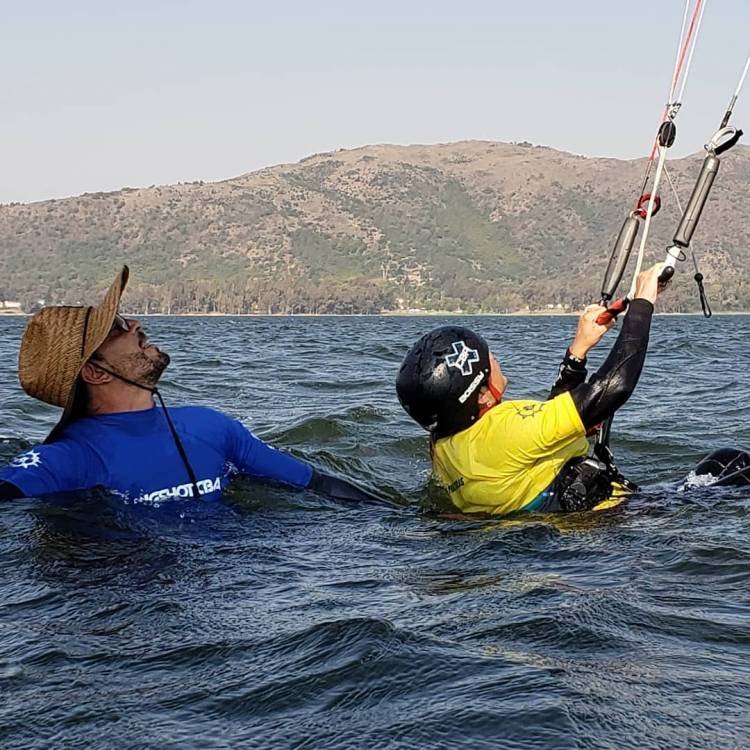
top-left (395, 264), bottom-right (666, 515)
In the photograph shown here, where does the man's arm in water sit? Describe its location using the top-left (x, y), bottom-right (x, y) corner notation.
top-left (0, 441), bottom-right (100, 499)
top-left (0, 481), bottom-right (22, 500)
top-left (308, 470), bottom-right (395, 507)
top-left (221, 412), bottom-right (393, 507)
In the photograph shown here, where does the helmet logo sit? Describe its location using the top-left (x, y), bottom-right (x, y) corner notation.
top-left (445, 341), bottom-right (479, 376)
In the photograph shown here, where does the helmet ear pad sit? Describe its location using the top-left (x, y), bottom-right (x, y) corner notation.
top-left (395, 326), bottom-right (492, 439)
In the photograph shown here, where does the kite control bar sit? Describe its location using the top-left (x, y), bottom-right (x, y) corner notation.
top-left (601, 53), bottom-right (748, 322)
top-left (596, 118), bottom-right (745, 325)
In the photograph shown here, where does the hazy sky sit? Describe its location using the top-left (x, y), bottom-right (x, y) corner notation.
top-left (3, 0), bottom-right (749, 203)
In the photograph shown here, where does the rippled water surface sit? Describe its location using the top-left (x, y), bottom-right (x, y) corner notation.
top-left (1, 314), bottom-right (749, 749)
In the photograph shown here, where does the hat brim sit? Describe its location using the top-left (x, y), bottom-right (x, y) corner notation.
top-left (44, 266), bottom-right (130, 443)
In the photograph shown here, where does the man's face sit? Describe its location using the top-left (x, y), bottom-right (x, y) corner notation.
top-left (94, 315), bottom-right (170, 386)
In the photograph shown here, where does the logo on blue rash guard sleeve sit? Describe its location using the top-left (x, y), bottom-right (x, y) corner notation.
top-left (10, 450), bottom-right (41, 469)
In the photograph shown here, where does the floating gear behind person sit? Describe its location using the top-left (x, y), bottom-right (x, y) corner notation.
top-left (692, 448), bottom-right (750, 486)
top-left (396, 326), bottom-right (491, 439)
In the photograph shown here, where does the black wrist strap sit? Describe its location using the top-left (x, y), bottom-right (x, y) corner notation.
top-left (563, 348), bottom-right (587, 370)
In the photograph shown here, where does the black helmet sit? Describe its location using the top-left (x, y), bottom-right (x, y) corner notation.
top-left (396, 326), bottom-right (491, 439)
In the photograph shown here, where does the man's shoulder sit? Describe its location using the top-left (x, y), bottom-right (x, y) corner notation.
top-left (170, 406), bottom-right (263, 457)
top-left (61, 415), bottom-right (99, 436)
top-left (170, 405), bottom-right (245, 433)
top-left (40, 430), bottom-right (95, 454)
top-left (171, 405), bottom-right (227, 422)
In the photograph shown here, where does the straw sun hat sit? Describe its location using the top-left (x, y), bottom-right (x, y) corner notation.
top-left (18, 266), bottom-right (130, 443)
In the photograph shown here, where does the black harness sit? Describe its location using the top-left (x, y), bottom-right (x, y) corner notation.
top-left (542, 456), bottom-right (637, 513)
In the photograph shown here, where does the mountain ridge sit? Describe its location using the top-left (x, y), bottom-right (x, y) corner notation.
top-left (1, 140), bottom-right (748, 313)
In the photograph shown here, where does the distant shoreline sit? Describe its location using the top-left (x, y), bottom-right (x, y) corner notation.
top-left (132, 310), bottom-right (750, 317)
top-left (81, 310), bottom-right (750, 317)
top-left (4, 310), bottom-right (750, 318)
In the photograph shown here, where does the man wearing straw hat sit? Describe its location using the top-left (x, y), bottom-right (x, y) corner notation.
top-left (0, 267), bottom-right (385, 505)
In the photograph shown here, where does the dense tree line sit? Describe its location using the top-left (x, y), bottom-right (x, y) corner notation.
top-left (120, 276), bottom-right (396, 315)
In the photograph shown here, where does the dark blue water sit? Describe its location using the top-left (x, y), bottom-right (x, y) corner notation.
top-left (1, 314), bottom-right (749, 749)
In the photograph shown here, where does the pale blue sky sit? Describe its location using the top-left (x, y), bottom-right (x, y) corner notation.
top-left (2, 0), bottom-right (749, 203)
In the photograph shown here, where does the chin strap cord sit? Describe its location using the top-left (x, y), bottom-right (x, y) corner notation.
top-left (152, 387), bottom-right (201, 496)
top-left (91, 360), bottom-right (201, 499)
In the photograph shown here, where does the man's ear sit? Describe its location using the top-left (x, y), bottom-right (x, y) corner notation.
top-left (80, 360), bottom-right (112, 386)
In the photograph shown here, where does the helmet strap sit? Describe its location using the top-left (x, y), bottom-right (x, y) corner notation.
top-left (488, 383), bottom-right (504, 404)
top-left (477, 380), bottom-right (504, 419)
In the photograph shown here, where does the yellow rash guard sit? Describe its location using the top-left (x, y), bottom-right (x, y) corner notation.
top-left (432, 392), bottom-right (591, 515)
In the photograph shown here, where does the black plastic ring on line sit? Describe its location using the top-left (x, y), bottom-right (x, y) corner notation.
top-left (658, 120), bottom-right (677, 148)
top-left (714, 129), bottom-right (743, 156)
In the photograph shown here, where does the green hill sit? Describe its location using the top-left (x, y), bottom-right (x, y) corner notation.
top-left (1, 140), bottom-right (748, 313)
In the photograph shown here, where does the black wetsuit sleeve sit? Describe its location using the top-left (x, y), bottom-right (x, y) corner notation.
top-left (549, 350), bottom-right (588, 399)
top-left (308, 469), bottom-right (395, 508)
top-left (0, 481), bottom-right (23, 501)
top-left (570, 298), bottom-right (654, 430)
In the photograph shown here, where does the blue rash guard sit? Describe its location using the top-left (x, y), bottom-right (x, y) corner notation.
top-left (0, 406), bottom-right (313, 503)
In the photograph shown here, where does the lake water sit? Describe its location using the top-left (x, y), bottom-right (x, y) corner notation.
top-left (0, 314), bottom-right (749, 749)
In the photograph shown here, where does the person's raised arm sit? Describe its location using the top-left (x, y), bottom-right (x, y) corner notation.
top-left (570, 263), bottom-right (664, 430)
top-left (549, 304), bottom-right (614, 399)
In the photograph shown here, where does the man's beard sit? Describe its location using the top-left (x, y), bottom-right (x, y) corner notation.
top-left (126, 349), bottom-right (170, 387)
